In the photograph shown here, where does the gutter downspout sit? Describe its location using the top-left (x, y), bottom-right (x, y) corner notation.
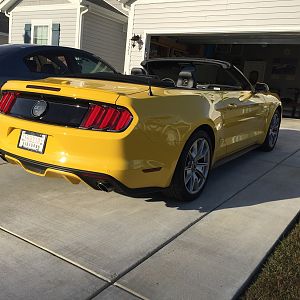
top-left (4, 11), bottom-right (11, 44)
top-left (76, 4), bottom-right (89, 49)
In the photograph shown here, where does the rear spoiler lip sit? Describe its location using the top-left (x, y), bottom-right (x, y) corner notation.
top-left (26, 85), bottom-right (61, 92)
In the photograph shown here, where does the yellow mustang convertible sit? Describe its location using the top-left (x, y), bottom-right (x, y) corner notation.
top-left (0, 58), bottom-right (281, 201)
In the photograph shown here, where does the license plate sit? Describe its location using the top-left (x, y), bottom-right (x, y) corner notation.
top-left (18, 130), bottom-right (48, 154)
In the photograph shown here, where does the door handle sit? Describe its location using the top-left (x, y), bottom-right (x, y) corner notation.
top-left (227, 103), bottom-right (238, 109)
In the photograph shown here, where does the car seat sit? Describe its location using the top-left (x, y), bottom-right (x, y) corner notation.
top-left (25, 60), bottom-right (38, 72)
top-left (41, 64), bottom-right (56, 74)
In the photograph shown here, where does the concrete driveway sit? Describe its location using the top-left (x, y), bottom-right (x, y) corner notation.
top-left (0, 119), bottom-right (300, 300)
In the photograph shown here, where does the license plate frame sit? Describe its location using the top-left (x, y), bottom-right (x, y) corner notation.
top-left (18, 130), bottom-right (48, 154)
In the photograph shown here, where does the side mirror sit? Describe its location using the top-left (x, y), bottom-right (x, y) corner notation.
top-left (254, 83), bottom-right (269, 93)
top-left (131, 67), bottom-right (147, 76)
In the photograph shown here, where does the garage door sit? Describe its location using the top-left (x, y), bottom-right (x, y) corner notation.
top-left (149, 34), bottom-right (300, 118)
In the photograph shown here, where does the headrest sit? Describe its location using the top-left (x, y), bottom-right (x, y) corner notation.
top-left (131, 67), bottom-right (147, 76)
top-left (177, 66), bottom-right (196, 88)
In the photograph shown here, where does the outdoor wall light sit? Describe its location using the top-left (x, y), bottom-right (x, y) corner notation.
top-left (131, 34), bottom-right (142, 48)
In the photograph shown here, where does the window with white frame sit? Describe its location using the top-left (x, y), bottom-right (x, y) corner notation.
top-left (31, 20), bottom-right (52, 45)
top-left (33, 26), bottom-right (49, 45)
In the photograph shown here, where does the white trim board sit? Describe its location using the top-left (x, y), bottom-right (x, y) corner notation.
top-left (8, 11), bottom-right (12, 43)
top-left (12, 4), bottom-right (79, 12)
top-left (141, 27), bottom-right (300, 36)
top-left (123, 1), bottom-right (135, 73)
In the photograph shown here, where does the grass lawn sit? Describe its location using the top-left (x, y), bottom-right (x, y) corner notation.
top-left (242, 219), bottom-right (300, 300)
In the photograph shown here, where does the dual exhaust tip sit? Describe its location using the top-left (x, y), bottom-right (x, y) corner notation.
top-left (96, 181), bottom-right (114, 193)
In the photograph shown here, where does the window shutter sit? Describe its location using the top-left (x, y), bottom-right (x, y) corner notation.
top-left (52, 23), bottom-right (60, 46)
top-left (24, 24), bottom-right (31, 44)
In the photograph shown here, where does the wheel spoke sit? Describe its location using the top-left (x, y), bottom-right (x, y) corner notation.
top-left (185, 169), bottom-right (193, 185)
top-left (195, 168), bottom-right (206, 181)
top-left (192, 173), bottom-right (199, 191)
top-left (196, 162), bottom-right (208, 168)
top-left (195, 141), bottom-right (208, 161)
top-left (190, 142), bottom-right (198, 159)
top-left (188, 173), bottom-right (194, 191)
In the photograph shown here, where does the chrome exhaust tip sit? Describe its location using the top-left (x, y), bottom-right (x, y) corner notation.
top-left (96, 182), bottom-right (113, 192)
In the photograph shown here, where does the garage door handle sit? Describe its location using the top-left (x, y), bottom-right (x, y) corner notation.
top-left (227, 103), bottom-right (238, 109)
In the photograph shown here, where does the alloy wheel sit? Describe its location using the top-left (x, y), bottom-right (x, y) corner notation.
top-left (184, 138), bottom-right (210, 194)
top-left (268, 113), bottom-right (280, 148)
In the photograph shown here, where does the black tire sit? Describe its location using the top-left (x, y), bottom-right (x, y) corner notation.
top-left (260, 109), bottom-right (281, 152)
top-left (166, 129), bottom-right (212, 202)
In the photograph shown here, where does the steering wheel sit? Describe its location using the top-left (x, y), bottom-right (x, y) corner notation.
top-left (162, 78), bottom-right (176, 85)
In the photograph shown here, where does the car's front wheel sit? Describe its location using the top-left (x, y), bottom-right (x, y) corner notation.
top-left (167, 130), bottom-right (212, 202)
top-left (261, 109), bottom-right (281, 152)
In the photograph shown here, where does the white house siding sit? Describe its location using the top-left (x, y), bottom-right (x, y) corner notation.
top-left (10, 8), bottom-right (78, 47)
top-left (81, 10), bottom-right (127, 72)
top-left (126, 0), bottom-right (300, 72)
top-left (18, 0), bottom-right (70, 6)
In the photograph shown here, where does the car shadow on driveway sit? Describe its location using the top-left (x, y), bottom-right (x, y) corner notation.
top-left (144, 129), bottom-right (300, 213)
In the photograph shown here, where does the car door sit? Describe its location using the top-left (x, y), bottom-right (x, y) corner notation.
top-left (214, 67), bottom-right (266, 154)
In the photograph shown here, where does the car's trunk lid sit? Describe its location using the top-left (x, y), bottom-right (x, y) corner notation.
top-left (2, 77), bottom-right (149, 102)
top-left (1, 78), bottom-right (148, 129)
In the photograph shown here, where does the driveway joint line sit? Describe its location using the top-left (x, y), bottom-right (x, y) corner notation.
top-left (88, 146), bottom-right (300, 299)
top-left (0, 226), bottom-right (148, 300)
top-left (0, 226), bottom-right (112, 283)
top-left (111, 283), bottom-right (149, 300)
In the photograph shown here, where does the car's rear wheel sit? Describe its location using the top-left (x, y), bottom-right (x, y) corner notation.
top-left (261, 109), bottom-right (281, 152)
top-left (167, 130), bottom-right (212, 202)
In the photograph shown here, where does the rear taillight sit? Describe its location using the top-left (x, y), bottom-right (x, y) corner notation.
top-left (81, 104), bottom-right (133, 132)
top-left (0, 92), bottom-right (18, 114)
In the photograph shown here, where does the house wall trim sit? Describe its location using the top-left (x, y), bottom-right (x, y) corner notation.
top-left (12, 4), bottom-right (78, 12)
top-left (123, 1), bottom-right (135, 73)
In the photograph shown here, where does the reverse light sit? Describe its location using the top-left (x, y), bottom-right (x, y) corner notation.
top-left (81, 104), bottom-right (133, 132)
top-left (0, 92), bottom-right (18, 114)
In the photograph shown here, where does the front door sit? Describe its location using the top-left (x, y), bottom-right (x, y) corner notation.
top-left (220, 90), bottom-right (266, 154)
top-left (213, 67), bottom-right (266, 154)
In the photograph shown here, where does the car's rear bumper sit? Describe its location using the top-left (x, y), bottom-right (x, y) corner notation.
top-left (0, 114), bottom-right (182, 189)
top-left (0, 150), bottom-right (165, 195)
